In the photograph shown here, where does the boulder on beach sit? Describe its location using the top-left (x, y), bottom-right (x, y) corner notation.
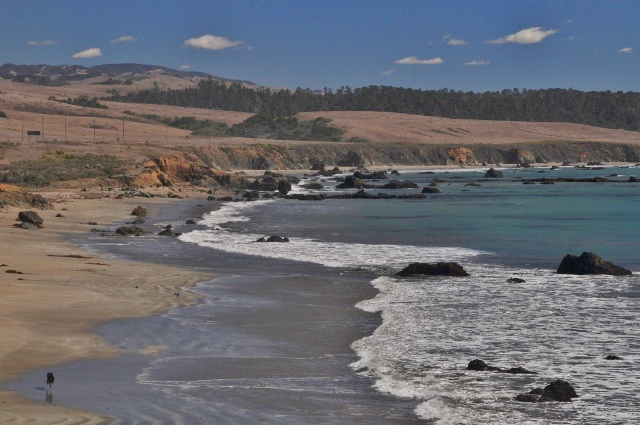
top-left (158, 228), bottom-right (180, 237)
top-left (186, 219), bottom-right (196, 225)
top-left (131, 205), bottom-right (148, 218)
top-left (484, 168), bottom-right (504, 178)
top-left (397, 262), bottom-right (469, 277)
top-left (557, 252), bottom-right (632, 276)
top-left (19, 222), bottom-right (39, 230)
top-left (18, 210), bottom-right (43, 225)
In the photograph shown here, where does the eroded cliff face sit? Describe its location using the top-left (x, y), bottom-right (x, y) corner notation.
top-left (181, 141), bottom-right (640, 170)
top-left (126, 141), bottom-right (640, 189)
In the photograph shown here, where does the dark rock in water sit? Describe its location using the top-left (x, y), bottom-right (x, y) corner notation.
top-left (507, 277), bottom-right (526, 283)
top-left (284, 193), bottom-right (327, 201)
top-left (115, 226), bottom-right (150, 236)
top-left (278, 179), bottom-right (292, 195)
top-left (562, 161), bottom-right (571, 166)
top-left (504, 366), bottom-right (537, 375)
top-left (464, 183), bottom-right (481, 187)
top-left (336, 176), bottom-right (370, 189)
top-left (242, 191), bottom-right (260, 199)
top-left (186, 219), bottom-right (196, 225)
top-left (397, 262), bottom-right (469, 277)
top-left (131, 205), bottom-right (147, 218)
top-left (19, 222), bottom-right (39, 230)
top-left (353, 171), bottom-right (388, 180)
top-left (302, 182), bottom-right (324, 190)
top-left (605, 354), bottom-right (623, 360)
top-left (265, 235), bottom-right (289, 242)
top-left (158, 228), bottom-right (179, 237)
top-left (421, 187), bottom-right (441, 193)
top-left (629, 176), bottom-right (637, 182)
top-left (128, 218), bottom-right (146, 225)
top-left (514, 394), bottom-right (541, 403)
top-left (381, 180), bottom-right (419, 189)
top-left (390, 170), bottom-right (400, 175)
top-left (542, 379), bottom-right (578, 402)
top-left (256, 237), bottom-right (266, 242)
top-left (287, 175), bottom-right (300, 184)
top-left (522, 181), bottom-right (536, 185)
top-left (515, 380), bottom-right (578, 403)
top-left (18, 210), bottom-right (43, 225)
top-left (467, 359), bottom-right (535, 374)
top-left (557, 252), bottom-right (632, 276)
top-left (484, 168), bottom-right (503, 178)
top-left (467, 359), bottom-right (501, 372)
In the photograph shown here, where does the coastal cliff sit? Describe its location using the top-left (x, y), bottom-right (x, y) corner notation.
top-left (177, 141), bottom-right (640, 171)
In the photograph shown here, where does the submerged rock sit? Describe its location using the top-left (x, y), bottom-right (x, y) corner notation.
top-left (605, 354), bottom-right (623, 360)
top-left (397, 262), bottom-right (469, 277)
top-left (557, 252), bottom-right (632, 276)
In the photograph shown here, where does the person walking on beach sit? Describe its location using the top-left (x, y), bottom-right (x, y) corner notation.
top-left (47, 372), bottom-right (54, 388)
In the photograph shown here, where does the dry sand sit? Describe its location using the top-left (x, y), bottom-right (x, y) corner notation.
top-left (0, 187), bottom-right (214, 423)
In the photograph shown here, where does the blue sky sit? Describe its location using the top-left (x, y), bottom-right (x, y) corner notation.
top-left (0, 0), bottom-right (638, 92)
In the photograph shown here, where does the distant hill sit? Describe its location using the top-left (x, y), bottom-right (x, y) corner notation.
top-left (0, 63), bottom-right (256, 86)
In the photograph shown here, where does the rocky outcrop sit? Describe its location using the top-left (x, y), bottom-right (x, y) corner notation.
top-left (337, 150), bottom-right (365, 167)
top-left (256, 235), bottom-right (290, 242)
top-left (115, 226), bottom-right (150, 236)
top-left (336, 176), bottom-right (370, 189)
top-left (302, 182), bottom-right (324, 190)
top-left (484, 168), bottom-right (504, 178)
top-left (278, 179), bottom-right (292, 195)
top-left (557, 252), bottom-right (632, 276)
top-left (466, 359), bottom-right (536, 374)
top-left (397, 262), bottom-right (469, 277)
top-left (421, 187), bottom-right (441, 193)
top-left (515, 380), bottom-right (578, 403)
top-left (380, 180), bottom-right (419, 189)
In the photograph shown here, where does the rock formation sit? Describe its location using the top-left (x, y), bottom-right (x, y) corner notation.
top-left (557, 252), bottom-right (632, 276)
top-left (397, 262), bottom-right (469, 277)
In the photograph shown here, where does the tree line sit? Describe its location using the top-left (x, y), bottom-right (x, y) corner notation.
top-left (106, 79), bottom-right (640, 131)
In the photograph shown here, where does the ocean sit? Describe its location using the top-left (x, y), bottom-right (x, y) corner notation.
top-left (8, 165), bottom-right (640, 424)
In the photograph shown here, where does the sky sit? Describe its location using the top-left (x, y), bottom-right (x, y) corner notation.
top-left (0, 0), bottom-right (639, 93)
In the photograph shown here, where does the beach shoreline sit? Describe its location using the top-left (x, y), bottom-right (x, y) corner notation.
top-left (0, 186), bottom-right (215, 423)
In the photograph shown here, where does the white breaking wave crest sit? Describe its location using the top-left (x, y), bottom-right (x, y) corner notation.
top-left (350, 270), bottom-right (640, 424)
top-left (179, 200), bottom-right (485, 269)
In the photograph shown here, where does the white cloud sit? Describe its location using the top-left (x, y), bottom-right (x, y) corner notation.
top-left (110, 35), bottom-right (136, 44)
top-left (464, 60), bottom-right (490, 66)
top-left (486, 27), bottom-right (557, 44)
top-left (27, 40), bottom-right (55, 46)
top-left (180, 64), bottom-right (192, 70)
top-left (72, 47), bottom-right (102, 59)
top-left (381, 69), bottom-right (394, 75)
top-left (618, 47), bottom-right (632, 54)
top-left (395, 56), bottom-right (443, 65)
top-left (184, 34), bottom-right (244, 50)
top-left (444, 35), bottom-right (467, 46)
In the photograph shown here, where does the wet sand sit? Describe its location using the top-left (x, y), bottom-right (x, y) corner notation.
top-left (0, 188), bottom-right (212, 423)
top-left (5, 196), bottom-right (424, 423)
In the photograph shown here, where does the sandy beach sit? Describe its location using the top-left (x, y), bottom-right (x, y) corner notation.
top-left (0, 187), bottom-right (213, 423)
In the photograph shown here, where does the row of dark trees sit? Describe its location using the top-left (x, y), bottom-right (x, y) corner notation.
top-left (107, 79), bottom-right (640, 131)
